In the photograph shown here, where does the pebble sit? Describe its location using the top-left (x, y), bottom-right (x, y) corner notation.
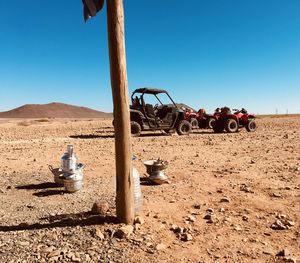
top-left (273, 192), bottom-right (282, 198)
top-left (91, 201), bottom-right (109, 216)
top-left (134, 216), bottom-right (144, 225)
top-left (115, 225), bottom-right (134, 239)
top-left (193, 204), bottom-right (201, 209)
top-left (276, 248), bottom-right (290, 257)
top-left (220, 197), bottom-right (230, 203)
top-left (187, 215), bottom-right (196, 222)
top-left (95, 228), bottom-right (105, 240)
top-left (181, 233), bottom-right (193, 242)
top-left (48, 250), bottom-right (61, 258)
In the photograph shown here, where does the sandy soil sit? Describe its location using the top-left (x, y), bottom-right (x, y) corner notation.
top-left (0, 116), bottom-right (299, 263)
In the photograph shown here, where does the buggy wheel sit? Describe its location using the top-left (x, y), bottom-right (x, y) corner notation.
top-left (190, 118), bottom-right (199, 129)
top-left (130, 121), bottom-right (141, 137)
top-left (225, 119), bottom-right (238, 133)
top-left (246, 120), bottom-right (257, 132)
top-left (176, 120), bottom-right (192, 135)
top-left (207, 117), bottom-right (215, 129)
top-left (212, 121), bottom-right (224, 133)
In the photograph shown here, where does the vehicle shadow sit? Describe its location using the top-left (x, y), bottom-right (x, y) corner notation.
top-left (33, 189), bottom-right (65, 197)
top-left (69, 134), bottom-right (115, 139)
top-left (0, 212), bottom-right (117, 232)
top-left (16, 182), bottom-right (65, 197)
top-left (70, 132), bottom-right (171, 139)
top-left (16, 182), bottom-right (59, 190)
top-left (191, 130), bottom-right (216, 135)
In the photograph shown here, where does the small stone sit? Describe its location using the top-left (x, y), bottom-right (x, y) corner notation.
top-left (181, 233), bottom-right (193, 241)
top-left (220, 197), bottom-right (230, 203)
top-left (134, 216), bottom-right (144, 225)
top-left (219, 207), bottom-right (225, 212)
top-left (273, 192), bottom-right (282, 198)
top-left (95, 228), bottom-right (105, 240)
top-left (234, 225), bottom-right (242, 231)
top-left (173, 226), bottom-right (185, 234)
top-left (19, 241), bottom-right (30, 246)
top-left (91, 201), bottom-right (109, 216)
top-left (71, 255), bottom-right (81, 262)
top-left (48, 250), bottom-right (61, 258)
top-left (276, 248), bottom-right (290, 257)
top-left (271, 220), bottom-right (287, 230)
top-left (187, 215), bottom-right (196, 222)
top-left (193, 204), bottom-right (201, 209)
top-left (203, 213), bottom-right (212, 220)
top-left (169, 200), bottom-right (176, 203)
top-left (115, 225), bottom-right (134, 239)
top-left (242, 215), bottom-right (249, 221)
top-left (206, 208), bottom-right (214, 213)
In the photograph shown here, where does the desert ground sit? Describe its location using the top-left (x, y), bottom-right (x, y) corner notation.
top-left (0, 116), bottom-right (299, 263)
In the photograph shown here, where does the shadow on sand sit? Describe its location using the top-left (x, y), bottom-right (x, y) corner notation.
top-left (0, 212), bottom-right (117, 232)
top-left (16, 182), bottom-right (59, 190)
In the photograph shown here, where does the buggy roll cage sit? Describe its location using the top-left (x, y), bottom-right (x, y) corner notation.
top-left (131, 88), bottom-right (178, 108)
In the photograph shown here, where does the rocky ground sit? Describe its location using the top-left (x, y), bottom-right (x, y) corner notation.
top-left (0, 116), bottom-right (299, 263)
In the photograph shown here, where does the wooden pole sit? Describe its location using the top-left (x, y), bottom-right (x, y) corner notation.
top-left (106, 0), bottom-right (134, 224)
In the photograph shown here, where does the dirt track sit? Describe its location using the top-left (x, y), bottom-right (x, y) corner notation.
top-left (0, 116), bottom-right (299, 262)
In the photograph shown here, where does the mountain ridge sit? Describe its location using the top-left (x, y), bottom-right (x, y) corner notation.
top-left (0, 102), bottom-right (112, 118)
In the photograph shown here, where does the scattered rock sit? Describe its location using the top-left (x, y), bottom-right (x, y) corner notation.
top-left (234, 225), bottom-right (242, 231)
top-left (134, 216), bottom-right (144, 225)
top-left (187, 215), bottom-right (196, 222)
top-left (271, 215), bottom-right (295, 230)
top-left (203, 213), bottom-right (212, 220)
top-left (181, 233), bottom-right (193, 242)
top-left (193, 204), bottom-right (201, 209)
top-left (94, 228), bottom-right (105, 240)
top-left (276, 248), bottom-right (290, 257)
top-left (91, 201), bottom-right (109, 216)
top-left (220, 197), bottom-right (230, 203)
top-left (115, 225), bottom-right (134, 239)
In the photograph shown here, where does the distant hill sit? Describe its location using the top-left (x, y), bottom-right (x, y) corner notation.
top-left (0, 102), bottom-right (112, 118)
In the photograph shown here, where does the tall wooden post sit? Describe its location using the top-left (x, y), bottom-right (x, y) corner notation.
top-left (106, 0), bottom-right (134, 224)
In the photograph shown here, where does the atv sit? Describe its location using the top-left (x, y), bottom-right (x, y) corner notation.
top-left (174, 103), bottom-right (198, 129)
top-left (212, 107), bottom-right (257, 133)
top-left (196, 108), bottom-right (217, 129)
top-left (129, 88), bottom-right (192, 137)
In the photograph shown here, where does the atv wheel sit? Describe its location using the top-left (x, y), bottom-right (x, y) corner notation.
top-left (131, 121), bottom-right (141, 137)
top-left (246, 120), bottom-right (257, 132)
top-left (212, 121), bottom-right (224, 133)
top-left (207, 117), bottom-right (215, 129)
top-left (225, 119), bottom-right (238, 133)
top-left (176, 120), bottom-right (192, 135)
top-left (190, 118), bottom-right (199, 129)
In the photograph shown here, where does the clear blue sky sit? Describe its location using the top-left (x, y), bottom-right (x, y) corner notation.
top-left (0, 0), bottom-right (299, 114)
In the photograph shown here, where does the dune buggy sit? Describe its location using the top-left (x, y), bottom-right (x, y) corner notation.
top-left (129, 88), bottom-right (192, 137)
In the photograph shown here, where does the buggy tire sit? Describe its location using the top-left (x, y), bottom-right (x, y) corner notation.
top-left (176, 120), bottom-right (192, 135)
top-left (190, 118), bottom-right (199, 129)
top-left (225, 119), bottom-right (238, 133)
top-left (207, 117), bottom-right (215, 129)
top-left (213, 121), bottom-right (224, 133)
top-left (131, 121), bottom-right (141, 137)
top-left (246, 120), bottom-right (257, 132)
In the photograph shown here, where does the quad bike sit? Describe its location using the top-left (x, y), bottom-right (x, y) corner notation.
top-left (196, 108), bottom-right (217, 129)
top-left (177, 104), bottom-right (198, 129)
top-left (212, 107), bottom-right (257, 133)
top-left (128, 88), bottom-right (192, 137)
